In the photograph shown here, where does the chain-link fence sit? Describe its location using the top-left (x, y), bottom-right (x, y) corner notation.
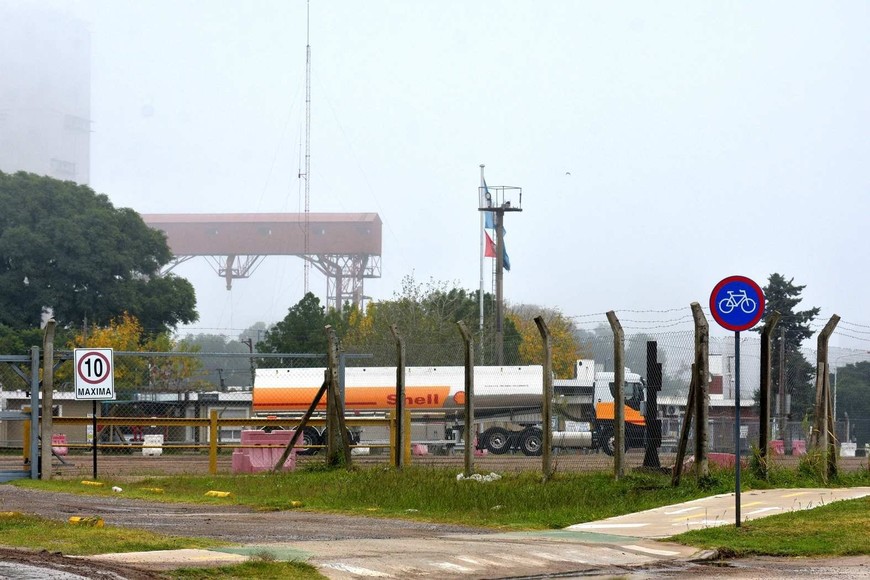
top-left (2, 327), bottom-right (868, 478)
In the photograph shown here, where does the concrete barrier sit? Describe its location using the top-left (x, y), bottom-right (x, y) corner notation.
top-left (232, 430), bottom-right (297, 474)
top-left (51, 434), bottom-right (68, 456)
top-left (142, 434), bottom-right (164, 457)
top-left (840, 442), bottom-right (857, 457)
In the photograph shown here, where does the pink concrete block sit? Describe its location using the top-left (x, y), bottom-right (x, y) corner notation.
top-left (792, 439), bottom-right (807, 456)
top-left (411, 444), bottom-right (428, 456)
top-left (232, 450), bottom-right (253, 473)
top-left (51, 434), bottom-right (68, 456)
top-left (233, 430), bottom-right (298, 474)
top-left (770, 440), bottom-right (785, 455)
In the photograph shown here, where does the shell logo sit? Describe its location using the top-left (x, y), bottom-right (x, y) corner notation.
top-left (453, 391), bottom-right (465, 405)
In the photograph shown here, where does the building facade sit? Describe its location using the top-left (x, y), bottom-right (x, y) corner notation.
top-left (0, 6), bottom-right (90, 184)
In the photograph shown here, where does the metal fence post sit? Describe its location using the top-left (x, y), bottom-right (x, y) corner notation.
top-left (29, 346), bottom-right (39, 479)
top-left (456, 321), bottom-right (475, 476)
top-left (390, 324), bottom-right (406, 469)
top-left (643, 341), bottom-right (662, 469)
top-left (209, 410), bottom-right (219, 475)
top-left (606, 311), bottom-right (625, 480)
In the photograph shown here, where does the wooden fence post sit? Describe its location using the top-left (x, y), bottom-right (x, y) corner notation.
top-left (456, 321), bottom-right (475, 476)
top-left (534, 316), bottom-right (553, 482)
top-left (671, 366), bottom-right (697, 486)
top-left (41, 320), bottom-right (56, 480)
top-left (812, 315), bottom-right (840, 481)
top-left (325, 325), bottom-right (352, 468)
top-left (606, 311), bottom-right (625, 480)
top-left (691, 302), bottom-right (709, 480)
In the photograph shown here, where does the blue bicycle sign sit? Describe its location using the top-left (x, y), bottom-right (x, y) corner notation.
top-left (710, 276), bottom-right (765, 331)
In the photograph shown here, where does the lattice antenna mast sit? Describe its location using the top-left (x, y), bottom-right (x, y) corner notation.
top-left (302, 0), bottom-right (312, 293)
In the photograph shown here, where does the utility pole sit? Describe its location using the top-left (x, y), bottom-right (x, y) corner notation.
top-left (241, 338), bottom-right (255, 387)
top-left (479, 172), bottom-right (522, 365)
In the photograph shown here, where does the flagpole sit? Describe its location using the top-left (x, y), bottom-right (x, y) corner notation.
top-left (479, 164), bottom-right (486, 363)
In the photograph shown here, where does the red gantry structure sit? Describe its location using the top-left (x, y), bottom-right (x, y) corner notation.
top-left (142, 213), bottom-right (382, 310)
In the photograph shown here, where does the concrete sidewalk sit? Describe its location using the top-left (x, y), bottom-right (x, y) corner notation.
top-left (567, 486), bottom-right (870, 538)
top-left (89, 487), bottom-right (870, 579)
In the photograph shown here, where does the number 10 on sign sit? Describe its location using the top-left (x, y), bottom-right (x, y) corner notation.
top-left (74, 348), bottom-right (115, 400)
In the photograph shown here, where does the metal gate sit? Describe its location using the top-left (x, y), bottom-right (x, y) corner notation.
top-left (0, 348), bottom-right (39, 481)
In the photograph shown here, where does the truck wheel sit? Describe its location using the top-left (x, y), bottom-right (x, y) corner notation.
top-left (297, 426), bottom-right (321, 456)
top-left (483, 427), bottom-right (512, 455)
top-left (318, 428), bottom-right (358, 452)
top-left (519, 428), bottom-right (543, 456)
top-left (599, 427), bottom-right (625, 456)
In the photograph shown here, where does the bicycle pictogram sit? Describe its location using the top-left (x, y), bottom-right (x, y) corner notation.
top-left (717, 289), bottom-right (757, 314)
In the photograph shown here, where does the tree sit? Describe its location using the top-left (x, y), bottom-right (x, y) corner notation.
top-left (833, 361), bottom-right (870, 446)
top-left (0, 324), bottom-right (57, 355)
top-left (61, 313), bottom-right (205, 392)
top-left (507, 305), bottom-right (583, 378)
top-left (0, 171), bottom-right (197, 333)
top-left (238, 322), bottom-right (269, 347)
top-left (755, 273), bottom-right (820, 421)
top-left (258, 293), bottom-right (335, 363)
top-left (574, 324), bottom-right (614, 370)
top-left (179, 333), bottom-right (253, 388)
top-left (340, 276), bottom-right (521, 366)
top-left (625, 332), bottom-right (667, 380)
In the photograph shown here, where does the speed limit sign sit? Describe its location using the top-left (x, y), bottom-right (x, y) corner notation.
top-left (74, 348), bottom-right (115, 400)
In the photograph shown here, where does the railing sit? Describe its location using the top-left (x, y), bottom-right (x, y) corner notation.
top-left (24, 411), bottom-right (405, 475)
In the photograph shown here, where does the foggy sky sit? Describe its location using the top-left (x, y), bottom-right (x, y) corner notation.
top-left (15, 1), bottom-right (870, 350)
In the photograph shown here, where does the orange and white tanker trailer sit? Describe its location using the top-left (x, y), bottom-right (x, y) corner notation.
top-left (252, 360), bottom-right (647, 456)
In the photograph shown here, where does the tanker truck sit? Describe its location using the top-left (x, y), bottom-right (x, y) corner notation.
top-left (251, 360), bottom-right (647, 456)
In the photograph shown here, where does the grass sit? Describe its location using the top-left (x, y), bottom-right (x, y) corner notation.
top-left (670, 495), bottom-right (870, 557)
top-left (14, 461), bottom-right (870, 531)
top-left (170, 560), bottom-right (322, 579)
top-left (0, 511), bottom-right (224, 556)
top-left (16, 468), bottom-right (719, 530)
top-left (5, 460), bottom-right (869, 574)
top-left (0, 511), bottom-right (324, 579)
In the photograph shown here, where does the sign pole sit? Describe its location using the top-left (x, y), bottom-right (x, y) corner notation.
top-left (74, 348), bottom-right (115, 480)
top-left (734, 331), bottom-right (741, 527)
top-left (709, 275), bottom-right (764, 530)
top-left (92, 401), bottom-right (98, 479)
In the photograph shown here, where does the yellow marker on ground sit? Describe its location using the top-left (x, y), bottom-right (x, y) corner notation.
top-left (0, 512), bottom-right (21, 517)
top-left (69, 516), bottom-right (104, 527)
top-left (204, 490), bottom-right (232, 498)
top-left (290, 500), bottom-right (304, 508)
top-left (80, 481), bottom-right (104, 486)
top-left (141, 487), bottom-right (165, 493)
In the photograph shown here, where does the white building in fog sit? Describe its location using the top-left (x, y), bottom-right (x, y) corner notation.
top-left (0, 5), bottom-right (91, 184)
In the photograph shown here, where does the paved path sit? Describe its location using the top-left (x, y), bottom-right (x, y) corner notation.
top-left (91, 487), bottom-right (870, 579)
top-left (567, 487), bottom-right (870, 538)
